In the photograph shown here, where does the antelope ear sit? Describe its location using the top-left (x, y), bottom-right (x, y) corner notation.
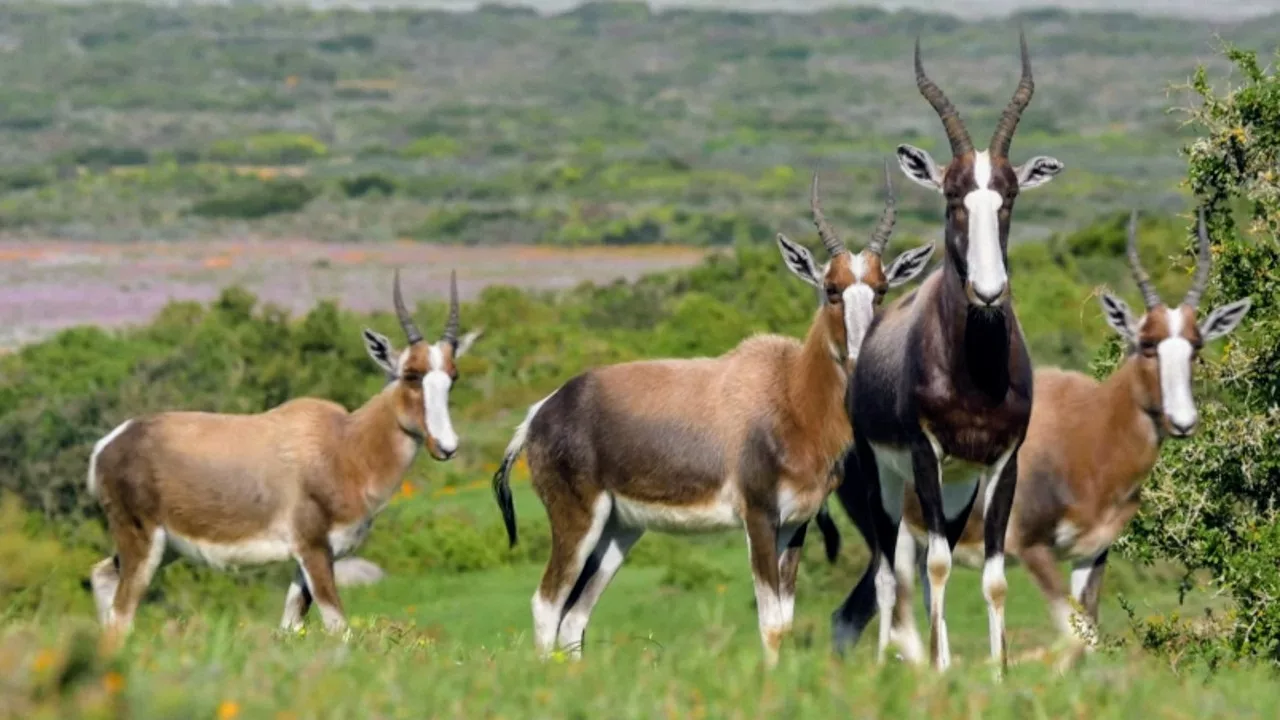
top-left (776, 233), bottom-right (822, 287)
top-left (1199, 297), bottom-right (1252, 343)
top-left (363, 329), bottom-right (398, 375)
top-left (455, 328), bottom-right (484, 357)
top-left (1099, 293), bottom-right (1137, 344)
top-left (1015, 156), bottom-right (1064, 190)
top-left (896, 144), bottom-right (944, 192)
top-left (884, 242), bottom-right (936, 288)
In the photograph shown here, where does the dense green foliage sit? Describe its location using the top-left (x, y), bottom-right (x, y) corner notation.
top-left (1114, 45), bottom-right (1280, 665)
top-left (0, 2), bottom-right (1276, 243)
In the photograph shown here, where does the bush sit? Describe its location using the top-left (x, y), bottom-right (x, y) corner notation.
top-left (188, 179), bottom-right (318, 219)
top-left (1114, 44), bottom-right (1280, 666)
top-left (206, 133), bottom-right (329, 166)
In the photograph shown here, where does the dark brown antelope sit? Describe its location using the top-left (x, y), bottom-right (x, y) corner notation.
top-left (867, 209), bottom-right (1252, 662)
top-left (491, 167), bottom-right (935, 666)
top-left (86, 271), bottom-right (482, 638)
top-left (829, 32), bottom-right (1063, 673)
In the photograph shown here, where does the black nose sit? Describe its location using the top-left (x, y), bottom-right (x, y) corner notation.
top-left (1169, 420), bottom-right (1196, 437)
top-left (439, 447), bottom-right (456, 460)
top-left (974, 287), bottom-right (1003, 306)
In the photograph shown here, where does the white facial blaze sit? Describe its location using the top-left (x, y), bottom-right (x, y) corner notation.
top-left (842, 253), bottom-right (875, 361)
top-left (425, 344), bottom-right (459, 454)
top-left (1158, 309), bottom-right (1197, 432)
top-left (964, 151), bottom-right (1008, 303)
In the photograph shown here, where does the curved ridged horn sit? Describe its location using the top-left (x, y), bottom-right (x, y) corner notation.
top-left (1183, 207), bottom-right (1212, 309)
top-left (868, 159), bottom-right (896, 256)
top-left (989, 30), bottom-right (1035, 159)
top-left (915, 37), bottom-right (973, 158)
top-left (1126, 211), bottom-right (1162, 310)
top-left (443, 270), bottom-right (460, 347)
top-left (392, 269), bottom-right (424, 345)
top-left (810, 172), bottom-right (846, 257)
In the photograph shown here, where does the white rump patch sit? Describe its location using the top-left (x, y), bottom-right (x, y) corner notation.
top-left (964, 151), bottom-right (1008, 303)
top-left (1157, 308), bottom-right (1197, 432)
top-left (87, 419), bottom-right (133, 497)
top-left (424, 344), bottom-right (458, 455)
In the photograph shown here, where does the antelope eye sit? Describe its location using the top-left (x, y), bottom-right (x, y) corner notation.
top-left (1139, 341), bottom-right (1157, 357)
top-left (826, 286), bottom-right (842, 303)
top-left (402, 373), bottom-right (423, 383)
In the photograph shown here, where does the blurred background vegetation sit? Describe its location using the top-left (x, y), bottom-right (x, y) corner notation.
top-left (0, 1), bottom-right (1276, 244)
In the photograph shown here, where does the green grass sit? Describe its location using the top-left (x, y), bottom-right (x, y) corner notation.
top-left (4, 479), bottom-right (1276, 719)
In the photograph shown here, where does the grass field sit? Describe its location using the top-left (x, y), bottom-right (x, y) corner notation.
top-left (4, 474), bottom-right (1275, 719)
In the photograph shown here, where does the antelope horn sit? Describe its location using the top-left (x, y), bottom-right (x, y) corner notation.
top-left (443, 270), bottom-right (460, 346)
top-left (1183, 207), bottom-right (1213, 309)
top-left (915, 36), bottom-right (973, 158)
top-left (989, 29), bottom-right (1035, 159)
top-left (1126, 210), bottom-right (1162, 310)
top-left (868, 159), bottom-right (896, 255)
top-left (810, 172), bottom-right (846, 257)
top-left (392, 269), bottom-right (424, 345)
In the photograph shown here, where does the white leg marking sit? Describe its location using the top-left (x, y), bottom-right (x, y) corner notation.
top-left (534, 493), bottom-right (612, 658)
top-left (747, 528), bottom-right (785, 668)
top-left (874, 556), bottom-right (896, 663)
top-left (112, 528), bottom-right (166, 633)
top-left (925, 532), bottom-right (951, 671)
top-left (280, 570), bottom-right (309, 631)
top-left (556, 527), bottom-right (642, 658)
top-left (1067, 559), bottom-right (1102, 648)
top-left (982, 554), bottom-right (1007, 662)
top-left (980, 445), bottom-right (1018, 669)
top-left (891, 523), bottom-right (925, 665)
top-left (774, 525), bottom-right (800, 632)
top-left (87, 419), bottom-right (133, 497)
top-left (90, 557), bottom-right (120, 627)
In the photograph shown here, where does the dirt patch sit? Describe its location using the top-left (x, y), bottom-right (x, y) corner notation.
top-left (0, 237), bottom-right (711, 350)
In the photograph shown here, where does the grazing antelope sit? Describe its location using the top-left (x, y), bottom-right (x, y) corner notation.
top-left (829, 33), bottom-right (1064, 672)
top-left (86, 271), bottom-right (482, 638)
top-left (853, 209), bottom-right (1252, 662)
top-left (491, 166), bottom-right (935, 666)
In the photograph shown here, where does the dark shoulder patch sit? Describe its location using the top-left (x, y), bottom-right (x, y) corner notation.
top-left (738, 421), bottom-right (781, 512)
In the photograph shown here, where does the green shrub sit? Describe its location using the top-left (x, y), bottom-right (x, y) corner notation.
top-left (206, 133), bottom-right (329, 165)
top-left (1113, 44), bottom-right (1280, 666)
top-left (188, 179), bottom-right (318, 219)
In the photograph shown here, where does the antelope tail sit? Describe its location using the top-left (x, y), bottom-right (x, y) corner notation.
top-left (492, 392), bottom-right (555, 548)
top-left (815, 501), bottom-right (842, 564)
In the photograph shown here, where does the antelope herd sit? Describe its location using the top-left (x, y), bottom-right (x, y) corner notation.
top-left (83, 32), bottom-right (1254, 674)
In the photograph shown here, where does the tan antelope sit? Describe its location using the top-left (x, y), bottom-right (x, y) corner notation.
top-left (86, 271), bottom-right (482, 638)
top-left (841, 209), bottom-right (1252, 663)
top-left (829, 32), bottom-right (1064, 673)
top-left (490, 166), bottom-right (936, 666)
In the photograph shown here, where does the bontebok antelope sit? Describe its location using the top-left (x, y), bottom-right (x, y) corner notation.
top-left (87, 271), bottom-right (482, 637)
top-left (874, 209), bottom-right (1252, 661)
top-left (491, 167), bottom-right (935, 666)
top-left (830, 32), bottom-right (1063, 672)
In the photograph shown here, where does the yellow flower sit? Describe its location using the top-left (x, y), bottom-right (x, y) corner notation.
top-left (217, 700), bottom-right (241, 720)
top-left (32, 649), bottom-right (56, 673)
top-left (102, 671), bottom-right (126, 695)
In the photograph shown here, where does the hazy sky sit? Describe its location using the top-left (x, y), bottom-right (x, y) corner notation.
top-left (211, 0), bottom-right (1279, 21)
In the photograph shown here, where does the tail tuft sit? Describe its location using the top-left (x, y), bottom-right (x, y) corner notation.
top-left (492, 455), bottom-right (519, 548)
top-left (815, 502), bottom-right (842, 564)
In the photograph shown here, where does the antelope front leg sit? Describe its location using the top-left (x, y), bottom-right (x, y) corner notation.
top-left (777, 522), bottom-right (807, 634)
top-left (911, 435), bottom-right (951, 671)
top-left (745, 512), bottom-right (785, 668)
top-left (981, 446), bottom-right (1019, 676)
top-left (294, 544), bottom-right (348, 637)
